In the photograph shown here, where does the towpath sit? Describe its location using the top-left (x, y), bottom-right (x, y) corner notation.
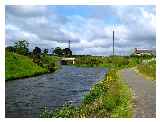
top-left (119, 69), bottom-right (156, 118)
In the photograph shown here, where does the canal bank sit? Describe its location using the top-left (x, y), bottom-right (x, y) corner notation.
top-left (5, 52), bottom-right (61, 81)
top-left (41, 69), bottom-right (133, 118)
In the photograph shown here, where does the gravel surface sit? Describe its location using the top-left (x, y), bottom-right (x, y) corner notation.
top-left (119, 69), bottom-right (156, 118)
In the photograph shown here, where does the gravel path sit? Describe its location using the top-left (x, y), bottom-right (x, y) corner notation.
top-left (119, 69), bottom-right (156, 118)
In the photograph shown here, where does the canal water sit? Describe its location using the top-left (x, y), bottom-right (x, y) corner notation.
top-left (6, 66), bottom-right (107, 118)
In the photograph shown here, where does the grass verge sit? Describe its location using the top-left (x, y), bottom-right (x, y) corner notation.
top-left (136, 61), bottom-right (156, 80)
top-left (5, 52), bottom-right (48, 81)
top-left (40, 69), bottom-right (133, 118)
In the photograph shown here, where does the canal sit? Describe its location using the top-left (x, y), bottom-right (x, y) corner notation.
top-left (6, 66), bottom-right (107, 118)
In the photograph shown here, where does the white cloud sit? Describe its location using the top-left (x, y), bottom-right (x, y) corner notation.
top-left (5, 5), bottom-right (156, 56)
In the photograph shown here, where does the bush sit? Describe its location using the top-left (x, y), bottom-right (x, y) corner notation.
top-left (137, 61), bottom-right (156, 80)
top-left (14, 40), bottom-right (29, 55)
top-left (128, 58), bottom-right (140, 67)
top-left (83, 83), bottom-right (105, 104)
top-left (74, 56), bottom-right (132, 69)
top-left (53, 104), bottom-right (77, 118)
top-left (75, 56), bottom-right (103, 67)
top-left (47, 63), bottom-right (56, 72)
top-left (5, 46), bottom-right (16, 52)
top-left (32, 47), bottom-right (42, 65)
top-left (111, 57), bottom-right (129, 68)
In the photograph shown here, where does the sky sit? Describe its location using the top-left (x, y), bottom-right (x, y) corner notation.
top-left (5, 5), bottom-right (156, 56)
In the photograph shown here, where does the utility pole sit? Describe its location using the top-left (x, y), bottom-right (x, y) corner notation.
top-left (68, 40), bottom-right (71, 49)
top-left (113, 30), bottom-right (115, 56)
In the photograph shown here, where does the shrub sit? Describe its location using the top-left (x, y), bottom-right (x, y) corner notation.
top-left (137, 61), bottom-right (156, 80)
top-left (83, 83), bottom-right (105, 104)
top-left (5, 46), bottom-right (16, 52)
top-left (47, 63), bottom-right (56, 72)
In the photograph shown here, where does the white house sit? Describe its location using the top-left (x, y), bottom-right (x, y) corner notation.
top-left (134, 48), bottom-right (156, 56)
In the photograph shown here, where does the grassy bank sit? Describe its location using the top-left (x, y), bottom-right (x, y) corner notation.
top-left (41, 55), bottom-right (61, 70)
top-left (73, 56), bottom-right (140, 69)
top-left (40, 69), bottom-right (133, 118)
top-left (5, 52), bottom-right (48, 81)
top-left (137, 60), bottom-right (156, 80)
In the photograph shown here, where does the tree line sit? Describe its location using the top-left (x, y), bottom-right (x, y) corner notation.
top-left (6, 40), bottom-right (72, 57)
top-left (5, 40), bottom-right (72, 71)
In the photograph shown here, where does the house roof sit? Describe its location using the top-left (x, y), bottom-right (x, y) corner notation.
top-left (134, 48), bottom-right (156, 55)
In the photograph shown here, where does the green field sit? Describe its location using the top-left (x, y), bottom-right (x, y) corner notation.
top-left (5, 52), bottom-right (48, 80)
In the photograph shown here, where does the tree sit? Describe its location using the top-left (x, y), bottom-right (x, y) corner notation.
top-left (63, 48), bottom-right (72, 57)
top-left (32, 47), bottom-right (42, 65)
top-left (53, 47), bottom-right (63, 56)
top-left (43, 48), bottom-right (48, 55)
top-left (5, 46), bottom-right (16, 52)
top-left (14, 40), bottom-right (29, 55)
top-left (32, 47), bottom-right (41, 56)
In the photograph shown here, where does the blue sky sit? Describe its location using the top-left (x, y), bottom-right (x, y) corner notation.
top-left (50, 6), bottom-right (120, 25)
top-left (5, 5), bottom-right (156, 56)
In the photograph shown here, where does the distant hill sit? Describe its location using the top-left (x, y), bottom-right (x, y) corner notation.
top-left (5, 52), bottom-right (47, 80)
